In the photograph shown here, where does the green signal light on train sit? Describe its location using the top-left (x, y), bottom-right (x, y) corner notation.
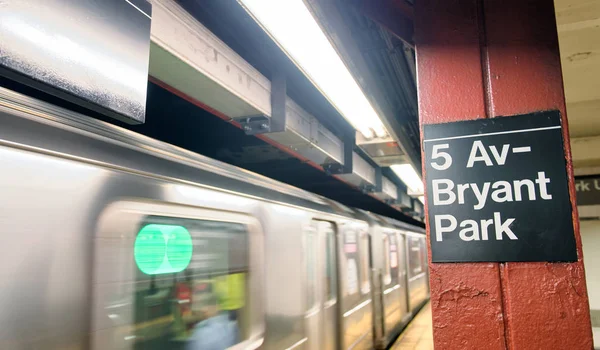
top-left (134, 224), bottom-right (193, 275)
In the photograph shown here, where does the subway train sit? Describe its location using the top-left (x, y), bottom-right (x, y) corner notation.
top-left (0, 86), bottom-right (429, 350)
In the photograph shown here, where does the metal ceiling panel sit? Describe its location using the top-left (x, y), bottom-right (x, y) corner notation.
top-left (374, 177), bottom-right (398, 201)
top-left (268, 98), bottom-right (344, 165)
top-left (149, 0), bottom-right (271, 118)
top-left (149, 0), bottom-right (344, 167)
top-left (338, 152), bottom-right (377, 188)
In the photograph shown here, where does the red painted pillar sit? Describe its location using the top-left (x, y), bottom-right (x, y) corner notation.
top-left (414, 0), bottom-right (593, 349)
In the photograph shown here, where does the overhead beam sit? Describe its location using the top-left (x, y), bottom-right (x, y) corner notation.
top-left (571, 136), bottom-right (600, 168)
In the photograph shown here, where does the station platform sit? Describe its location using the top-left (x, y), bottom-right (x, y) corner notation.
top-left (391, 302), bottom-right (433, 349)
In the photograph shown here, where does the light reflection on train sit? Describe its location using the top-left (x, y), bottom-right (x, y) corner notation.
top-left (0, 86), bottom-right (428, 350)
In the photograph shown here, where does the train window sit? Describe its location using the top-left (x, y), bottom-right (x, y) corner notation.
top-left (408, 235), bottom-right (424, 278)
top-left (131, 216), bottom-right (250, 350)
top-left (346, 258), bottom-right (359, 296)
top-left (325, 229), bottom-right (336, 301)
top-left (383, 235), bottom-right (392, 285)
top-left (306, 230), bottom-right (318, 310)
top-left (390, 235), bottom-right (398, 269)
top-left (420, 237), bottom-right (428, 271)
top-left (359, 233), bottom-right (371, 294)
top-left (343, 230), bottom-right (359, 297)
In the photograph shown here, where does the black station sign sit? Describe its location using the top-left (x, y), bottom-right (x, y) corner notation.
top-left (575, 176), bottom-right (600, 206)
top-left (424, 111), bottom-right (577, 262)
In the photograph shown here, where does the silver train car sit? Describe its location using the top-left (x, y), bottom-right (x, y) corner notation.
top-left (0, 86), bottom-right (429, 350)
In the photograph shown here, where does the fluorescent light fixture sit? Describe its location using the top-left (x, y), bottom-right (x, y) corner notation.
top-left (238, 0), bottom-right (388, 139)
top-left (390, 164), bottom-right (424, 195)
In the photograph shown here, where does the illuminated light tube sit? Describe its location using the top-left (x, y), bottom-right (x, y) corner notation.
top-left (238, 0), bottom-right (388, 139)
top-left (134, 224), bottom-right (193, 275)
top-left (390, 164), bottom-right (424, 198)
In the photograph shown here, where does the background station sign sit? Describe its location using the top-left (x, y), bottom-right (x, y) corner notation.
top-left (575, 176), bottom-right (600, 206)
top-left (424, 111), bottom-right (577, 262)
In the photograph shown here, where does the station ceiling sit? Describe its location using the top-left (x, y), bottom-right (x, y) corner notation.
top-left (4, 0), bottom-right (595, 227)
top-left (555, 0), bottom-right (600, 173)
top-left (147, 0), bottom-right (424, 224)
top-left (0, 0), bottom-right (424, 225)
top-left (179, 0), bottom-right (421, 168)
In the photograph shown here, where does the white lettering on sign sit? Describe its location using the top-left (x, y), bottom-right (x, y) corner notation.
top-left (431, 144), bottom-right (452, 170)
top-left (576, 179), bottom-right (600, 192)
top-left (428, 136), bottom-right (556, 243)
top-left (576, 180), bottom-right (591, 192)
top-left (435, 212), bottom-right (517, 242)
top-left (466, 140), bottom-right (511, 168)
top-left (425, 114), bottom-right (577, 263)
top-left (432, 171), bottom-right (552, 211)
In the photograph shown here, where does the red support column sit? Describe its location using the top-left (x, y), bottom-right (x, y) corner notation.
top-left (484, 1), bottom-right (592, 348)
top-left (414, 0), bottom-right (593, 349)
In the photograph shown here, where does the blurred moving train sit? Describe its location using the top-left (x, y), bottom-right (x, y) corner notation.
top-left (0, 86), bottom-right (429, 350)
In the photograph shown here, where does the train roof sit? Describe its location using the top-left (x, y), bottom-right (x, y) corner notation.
top-left (0, 86), bottom-right (423, 231)
top-left (0, 87), bottom-right (344, 211)
top-left (355, 209), bottom-right (426, 234)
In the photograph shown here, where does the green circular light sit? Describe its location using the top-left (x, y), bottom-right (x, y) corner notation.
top-left (134, 224), bottom-right (193, 275)
top-left (166, 226), bottom-right (194, 272)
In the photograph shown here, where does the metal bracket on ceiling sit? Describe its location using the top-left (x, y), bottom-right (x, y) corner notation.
top-left (412, 199), bottom-right (424, 219)
top-left (382, 184), bottom-right (413, 211)
top-left (395, 188), bottom-right (413, 209)
top-left (400, 197), bottom-right (424, 219)
top-left (360, 166), bottom-right (382, 193)
top-left (239, 70), bottom-right (287, 135)
top-left (323, 131), bottom-right (355, 175)
top-left (238, 115), bottom-right (270, 135)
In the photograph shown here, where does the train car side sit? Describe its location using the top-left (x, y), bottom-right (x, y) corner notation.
top-left (365, 213), bottom-right (429, 349)
top-left (0, 87), bottom-right (428, 350)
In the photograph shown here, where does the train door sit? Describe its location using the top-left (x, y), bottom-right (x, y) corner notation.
top-left (306, 221), bottom-right (338, 350)
top-left (406, 234), bottom-right (428, 311)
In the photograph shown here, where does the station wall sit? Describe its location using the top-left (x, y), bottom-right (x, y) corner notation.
top-left (580, 218), bottom-right (600, 348)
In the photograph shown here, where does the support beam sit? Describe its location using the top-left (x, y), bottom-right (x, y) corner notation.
top-left (571, 136), bottom-right (600, 168)
top-left (415, 2), bottom-right (505, 347)
top-left (324, 132), bottom-right (355, 174)
top-left (150, 0), bottom-right (346, 169)
top-left (239, 69), bottom-right (286, 135)
top-left (483, 2), bottom-right (591, 347)
top-left (415, 0), bottom-right (592, 348)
